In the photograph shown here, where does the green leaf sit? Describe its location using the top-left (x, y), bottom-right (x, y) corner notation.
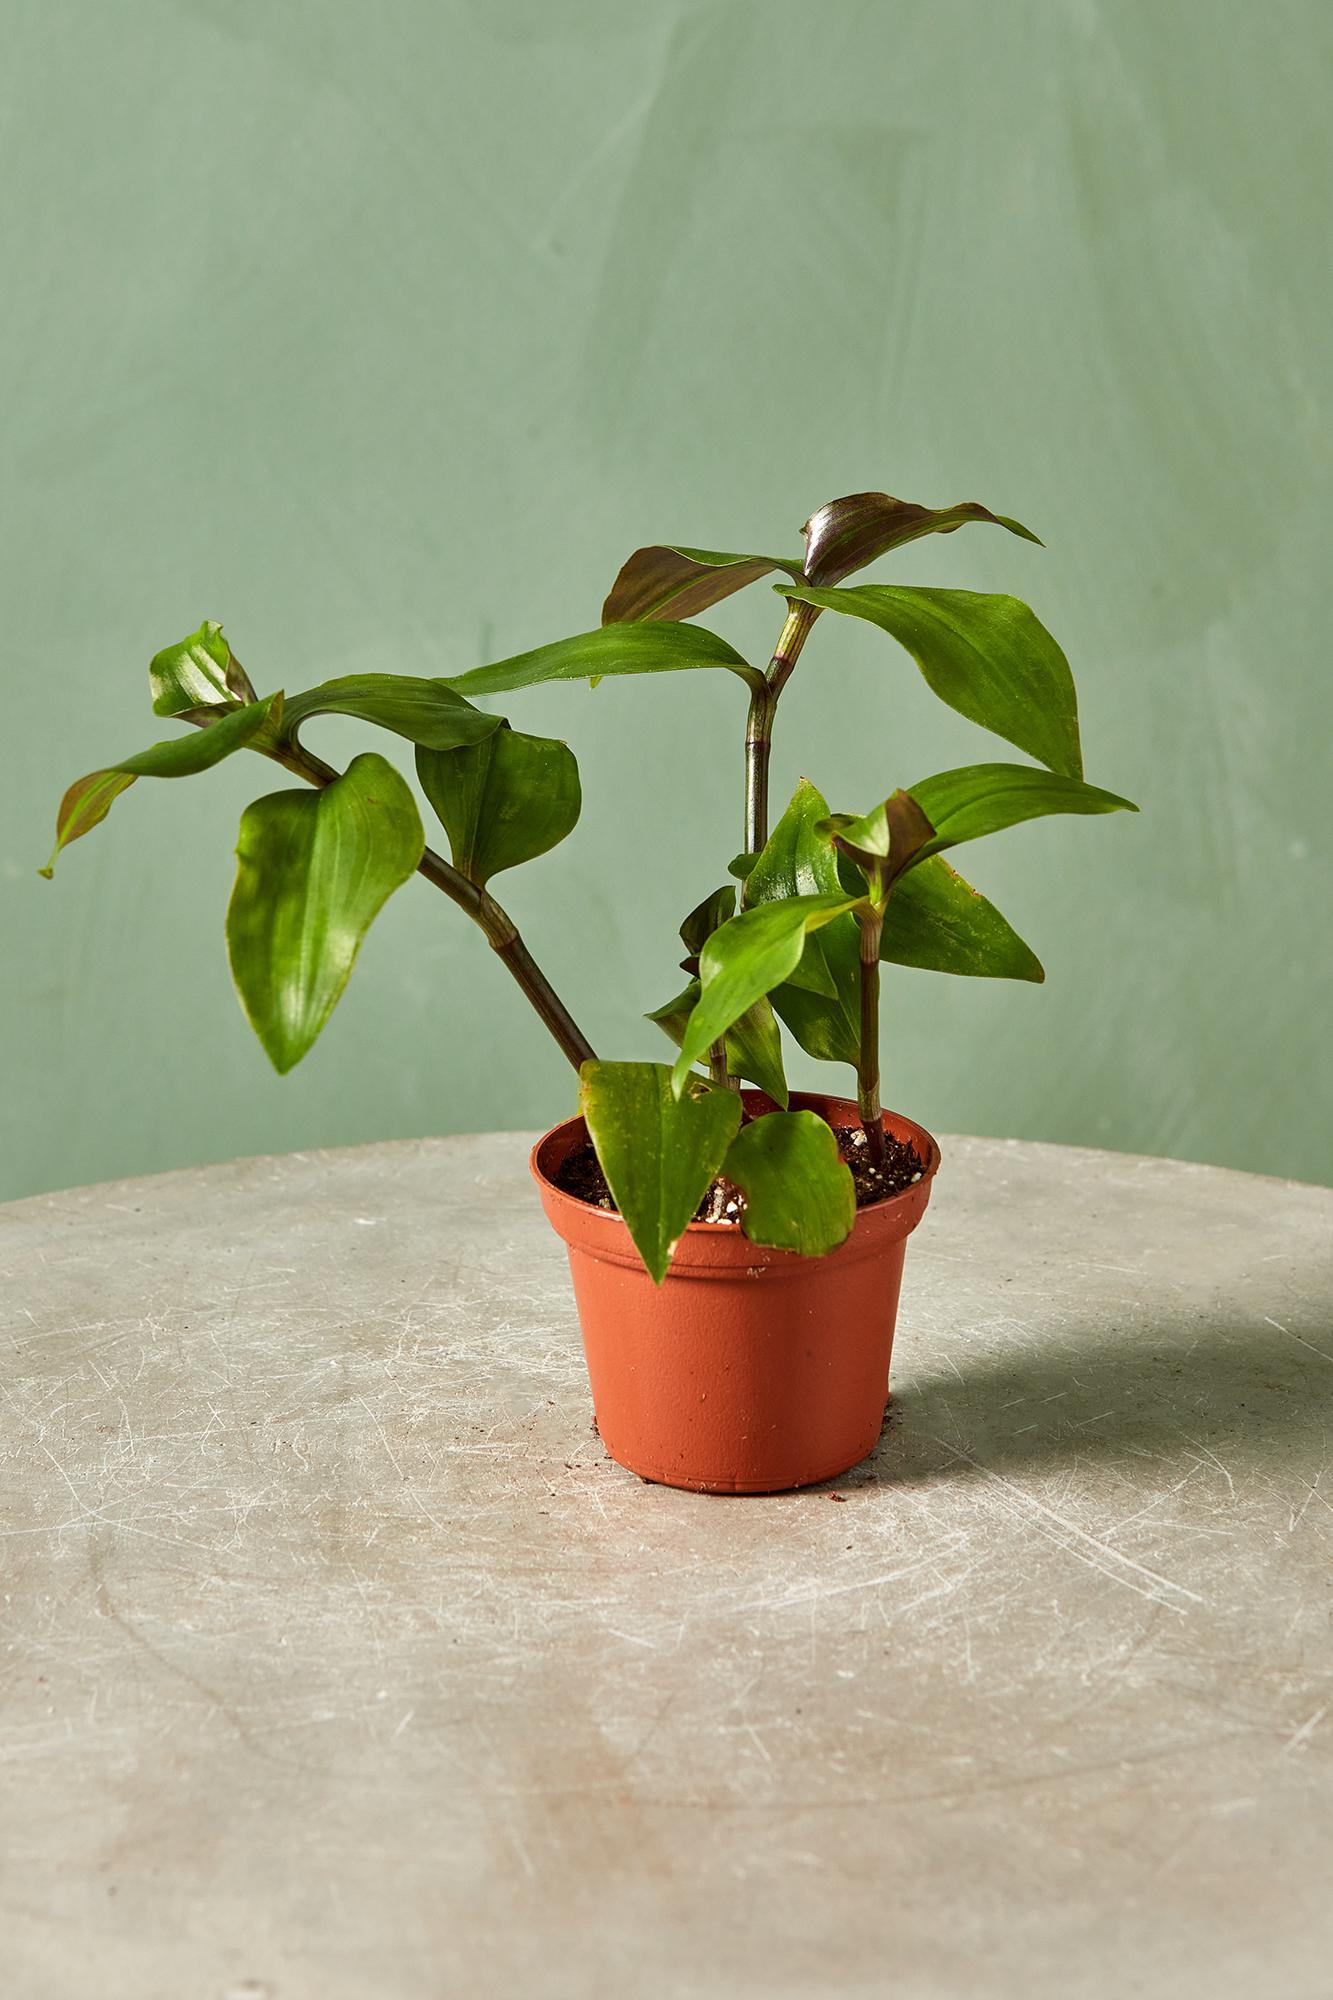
top-left (647, 981), bottom-right (789, 1108)
top-left (284, 675), bottom-right (503, 751)
top-left (671, 893), bottom-right (859, 1096)
top-left (724, 1111), bottom-right (855, 1257)
top-left (150, 621), bottom-right (256, 716)
top-left (679, 884), bottom-right (737, 956)
top-left (802, 492), bottom-right (1040, 588)
top-left (743, 777), bottom-right (847, 998)
top-left (443, 621), bottom-right (763, 698)
top-left (41, 695), bottom-right (281, 876)
top-left (743, 778), bottom-right (1044, 1051)
top-left (227, 752), bottom-right (424, 1074)
top-left (907, 763), bottom-right (1137, 860)
top-left (769, 933), bottom-right (862, 1068)
top-left (416, 724), bottom-right (580, 886)
top-left (602, 544), bottom-right (805, 623)
top-left (880, 856), bottom-right (1044, 982)
top-left (784, 584), bottom-right (1083, 780)
top-left (579, 1060), bottom-right (743, 1284)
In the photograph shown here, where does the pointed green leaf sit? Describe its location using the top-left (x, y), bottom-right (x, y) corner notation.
top-left (227, 752), bottom-right (424, 1074)
top-left (150, 621), bottom-right (256, 716)
top-left (802, 492), bottom-right (1040, 588)
top-left (784, 584), bottom-right (1083, 779)
top-left (602, 545), bottom-right (806, 623)
top-left (671, 893), bottom-right (859, 1096)
top-left (746, 777), bottom-right (843, 904)
top-left (579, 1060), bottom-right (743, 1284)
top-left (743, 777), bottom-right (845, 998)
top-left (880, 856), bottom-right (1044, 982)
top-left (416, 725), bottom-right (580, 887)
top-left (724, 1111), bottom-right (855, 1257)
top-left (284, 675), bottom-right (503, 751)
top-left (647, 981), bottom-right (789, 1108)
top-left (907, 763), bottom-right (1137, 860)
top-left (444, 621), bottom-right (763, 699)
top-left (41, 695), bottom-right (281, 876)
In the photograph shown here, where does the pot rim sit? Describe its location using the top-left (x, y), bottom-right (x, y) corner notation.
top-left (530, 1087), bottom-right (941, 1253)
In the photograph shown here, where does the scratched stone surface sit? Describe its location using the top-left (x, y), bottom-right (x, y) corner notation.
top-left (2, 1133), bottom-right (1331, 2000)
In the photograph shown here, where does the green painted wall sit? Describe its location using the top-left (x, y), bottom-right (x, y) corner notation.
top-left (4, 1), bottom-right (1329, 1200)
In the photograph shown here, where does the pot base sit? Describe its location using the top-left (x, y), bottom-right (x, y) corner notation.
top-left (612, 1415), bottom-right (887, 1495)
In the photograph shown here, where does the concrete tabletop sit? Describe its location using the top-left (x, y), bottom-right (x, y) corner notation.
top-left (3, 1132), bottom-right (1331, 2000)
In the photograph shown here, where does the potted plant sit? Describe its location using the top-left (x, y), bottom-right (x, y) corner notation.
top-left (43, 490), bottom-right (1135, 1493)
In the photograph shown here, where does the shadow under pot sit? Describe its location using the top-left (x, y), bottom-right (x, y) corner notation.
top-left (531, 1090), bottom-right (940, 1495)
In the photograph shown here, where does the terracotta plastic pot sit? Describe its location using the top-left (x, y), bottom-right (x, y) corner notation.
top-left (531, 1090), bottom-right (940, 1494)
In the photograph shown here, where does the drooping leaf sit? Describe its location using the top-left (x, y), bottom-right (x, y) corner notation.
top-left (818, 792), bottom-right (936, 903)
top-left (679, 884), bottom-right (737, 956)
top-left (150, 621), bottom-right (256, 716)
top-left (227, 752), bottom-right (424, 1074)
top-left (670, 893), bottom-right (859, 1096)
top-left (647, 981), bottom-right (789, 1107)
top-left (602, 545), bottom-right (806, 624)
top-left (41, 695), bottom-right (282, 876)
top-left (416, 725), bottom-right (580, 886)
top-left (802, 492), bottom-right (1040, 588)
top-left (579, 1060), bottom-right (743, 1284)
top-left (881, 857), bottom-right (1044, 982)
top-left (784, 583), bottom-right (1083, 779)
top-left (906, 763), bottom-right (1137, 860)
top-left (723, 1110), bottom-right (855, 1257)
top-left (284, 675), bottom-right (503, 751)
top-left (444, 621), bottom-right (763, 699)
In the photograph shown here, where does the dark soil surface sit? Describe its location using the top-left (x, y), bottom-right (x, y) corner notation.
top-left (554, 1120), bottom-right (926, 1223)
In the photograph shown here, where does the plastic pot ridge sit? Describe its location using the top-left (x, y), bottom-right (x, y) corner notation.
top-left (532, 1091), bottom-right (939, 1494)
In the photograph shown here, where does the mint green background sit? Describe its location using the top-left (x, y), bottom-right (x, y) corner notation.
top-left (4, 2), bottom-right (1330, 1200)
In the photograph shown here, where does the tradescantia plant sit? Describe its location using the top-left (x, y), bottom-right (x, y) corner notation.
top-left (44, 489), bottom-right (1135, 1283)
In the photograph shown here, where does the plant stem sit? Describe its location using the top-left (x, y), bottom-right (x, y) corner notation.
top-left (268, 737), bottom-right (596, 1074)
top-left (743, 600), bottom-right (821, 854)
top-left (855, 905), bottom-right (886, 1165)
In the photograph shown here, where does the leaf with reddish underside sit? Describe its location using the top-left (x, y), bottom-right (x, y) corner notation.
top-left (801, 493), bottom-right (1040, 588)
top-left (601, 546), bottom-right (805, 624)
top-left (817, 792), bottom-right (936, 904)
